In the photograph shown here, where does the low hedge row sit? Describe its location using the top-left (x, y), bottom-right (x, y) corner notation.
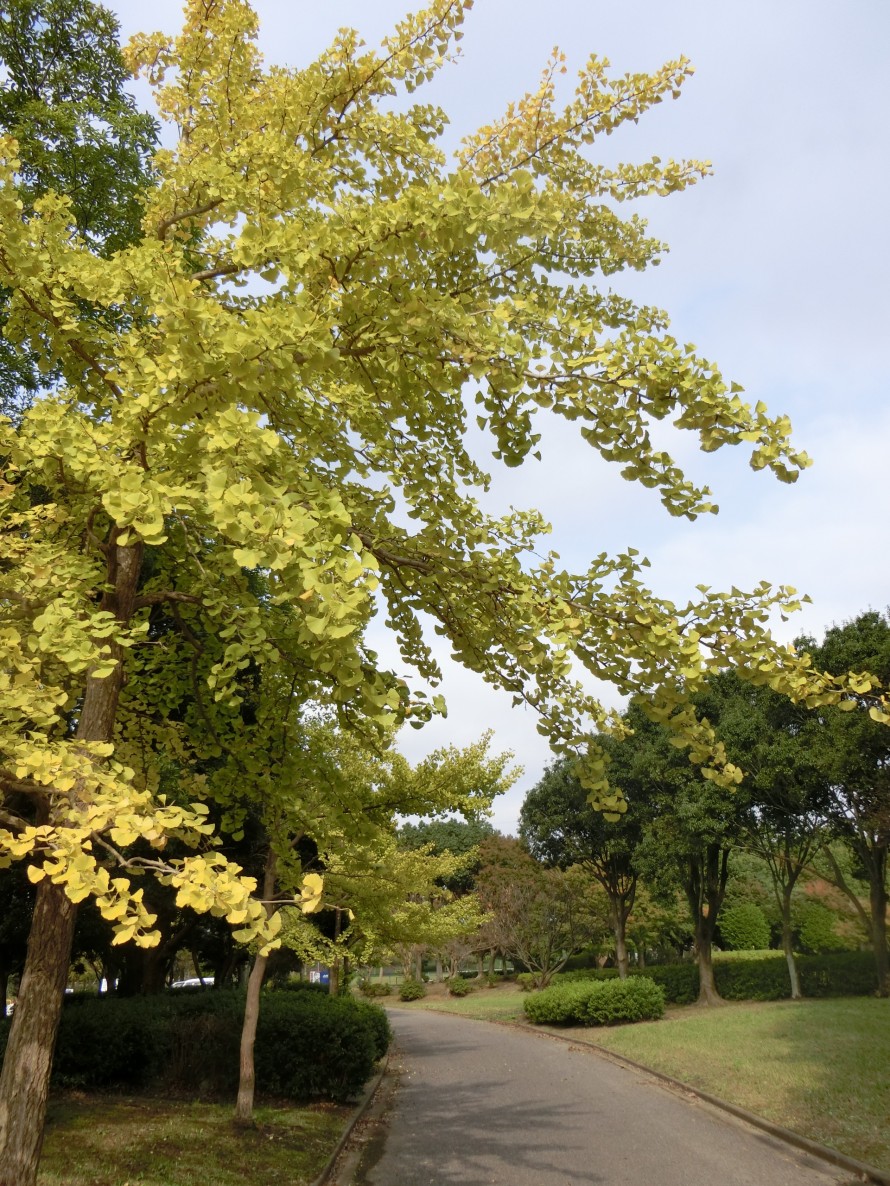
top-left (0, 988), bottom-right (390, 1103)
top-left (548, 951), bottom-right (878, 1004)
top-left (525, 977), bottom-right (665, 1027)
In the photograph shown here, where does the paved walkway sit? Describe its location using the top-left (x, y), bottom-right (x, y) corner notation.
top-left (345, 1008), bottom-right (848, 1186)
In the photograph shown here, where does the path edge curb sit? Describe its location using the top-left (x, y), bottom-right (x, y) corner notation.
top-left (403, 1005), bottom-right (889, 1186)
top-left (310, 1054), bottom-right (390, 1186)
top-left (532, 1020), bottom-right (890, 1186)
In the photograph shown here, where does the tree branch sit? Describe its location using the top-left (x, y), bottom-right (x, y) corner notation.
top-left (157, 199), bottom-right (223, 240)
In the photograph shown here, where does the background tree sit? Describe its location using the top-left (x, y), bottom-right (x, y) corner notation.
top-left (698, 671), bottom-right (829, 998)
top-left (617, 701), bottom-right (749, 1004)
top-left (474, 836), bottom-right (598, 987)
top-left (520, 757), bottom-right (642, 977)
top-left (0, 0), bottom-right (156, 417)
top-left (802, 611), bottom-right (890, 994)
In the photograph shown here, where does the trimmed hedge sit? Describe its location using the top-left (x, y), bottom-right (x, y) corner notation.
top-left (546, 951), bottom-right (878, 1004)
top-left (0, 988), bottom-right (390, 1103)
top-left (525, 977), bottom-right (665, 1026)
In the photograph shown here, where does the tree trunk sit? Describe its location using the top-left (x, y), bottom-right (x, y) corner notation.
top-left (234, 849), bottom-right (277, 1125)
top-left (695, 921), bottom-right (722, 1006)
top-left (0, 882), bottom-right (77, 1186)
top-left (609, 899), bottom-right (630, 980)
top-left (434, 954), bottom-right (443, 982)
top-left (780, 887), bottom-right (802, 1000)
top-left (0, 535), bottom-right (143, 1186)
top-left (234, 951), bottom-right (268, 1126)
top-left (328, 908), bottom-right (342, 996)
top-left (869, 870), bottom-right (889, 997)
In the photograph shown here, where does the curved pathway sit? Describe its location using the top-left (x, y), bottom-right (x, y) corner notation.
top-left (346, 1008), bottom-right (847, 1186)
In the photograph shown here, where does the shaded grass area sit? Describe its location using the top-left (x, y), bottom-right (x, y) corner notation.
top-left (37, 1094), bottom-right (351, 1186)
top-left (401, 986), bottom-right (890, 1171)
top-left (583, 998), bottom-right (890, 1172)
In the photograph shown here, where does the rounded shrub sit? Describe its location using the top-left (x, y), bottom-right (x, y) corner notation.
top-left (447, 975), bottom-right (473, 997)
top-left (719, 903), bottom-right (771, 951)
top-left (358, 979), bottom-right (392, 998)
top-left (398, 978), bottom-right (426, 1001)
top-left (797, 901), bottom-right (847, 954)
top-left (525, 977), bottom-right (664, 1026)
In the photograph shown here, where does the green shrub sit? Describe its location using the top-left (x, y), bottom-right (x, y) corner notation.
top-left (525, 977), bottom-right (665, 1026)
top-left (255, 994), bottom-right (380, 1101)
top-left (798, 951), bottom-right (877, 997)
top-left (797, 901), bottom-right (848, 954)
top-left (713, 948), bottom-right (783, 962)
top-left (552, 968), bottom-right (620, 985)
top-left (515, 973), bottom-right (537, 992)
top-left (0, 989), bottom-right (389, 1103)
top-left (582, 977), bottom-right (665, 1025)
top-left (637, 963), bottom-right (699, 1005)
top-left (358, 979), bottom-right (392, 998)
top-left (352, 1000), bottom-right (393, 1059)
top-left (447, 975), bottom-right (473, 997)
top-left (398, 979), bottom-right (426, 1001)
top-left (719, 904), bottom-right (771, 951)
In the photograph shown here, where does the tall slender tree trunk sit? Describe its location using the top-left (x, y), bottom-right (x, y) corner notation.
top-left (234, 951), bottom-right (269, 1126)
top-left (869, 870), bottom-right (888, 997)
top-left (609, 897), bottom-right (630, 979)
top-left (780, 887), bottom-right (802, 1000)
top-left (0, 536), bottom-right (142, 1186)
top-left (234, 849), bottom-right (277, 1125)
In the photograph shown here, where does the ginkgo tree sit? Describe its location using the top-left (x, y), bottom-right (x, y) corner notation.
top-left (0, 0), bottom-right (886, 1180)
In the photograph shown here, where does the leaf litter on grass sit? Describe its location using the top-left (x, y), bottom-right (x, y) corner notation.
top-left (37, 1094), bottom-right (351, 1186)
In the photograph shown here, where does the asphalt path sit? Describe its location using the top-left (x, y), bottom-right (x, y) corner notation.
top-left (348, 1008), bottom-right (849, 1186)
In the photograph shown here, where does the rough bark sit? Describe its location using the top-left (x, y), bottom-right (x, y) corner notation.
top-left (608, 893), bottom-right (633, 980)
top-left (234, 950), bottom-right (269, 1126)
top-left (684, 845), bottom-right (730, 1006)
top-left (234, 849), bottom-right (277, 1125)
top-left (780, 887), bottom-right (802, 1000)
top-left (869, 870), bottom-right (889, 997)
top-left (0, 536), bottom-right (142, 1185)
top-left (0, 881), bottom-right (77, 1186)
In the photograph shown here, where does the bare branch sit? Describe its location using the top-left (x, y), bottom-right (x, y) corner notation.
top-left (134, 590), bottom-right (203, 610)
top-left (157, 198), bottom-right (223, 240)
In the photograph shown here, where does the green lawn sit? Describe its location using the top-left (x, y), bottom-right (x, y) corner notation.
top-left (403, 986), bottom-right (890, 1171)
top-left (37, 1095), bottom-right (350, 1186)
top-left (590, 998), bottom-right (890, 1171)
top-left (396, 985), bottom-right (527, 1021)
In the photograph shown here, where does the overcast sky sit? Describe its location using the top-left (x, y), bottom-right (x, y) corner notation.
top-left (112, 0), bottom-right (890, 832)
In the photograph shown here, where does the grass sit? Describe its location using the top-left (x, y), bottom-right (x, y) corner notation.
top-left (395, 983), bottom-right (527, 1022)
top-left (589, 998), bottom-right (890, 1171)
top-left (401, 983), bottom-right (890, 1171)
top-left (37, 1094), bottom-right (351, 1186)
